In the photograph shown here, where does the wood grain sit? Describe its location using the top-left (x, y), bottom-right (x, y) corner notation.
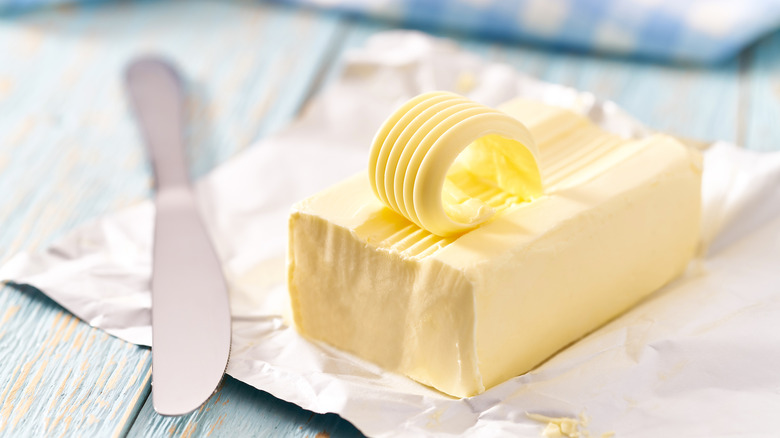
top-left (743, 29), bottom-right (780, 151)
top-left (0, 1), bottom-right (349, 436)
top-left (0, 283), bottom-right (151, 437)
top-left (127, 376), bottom-right (363, 438)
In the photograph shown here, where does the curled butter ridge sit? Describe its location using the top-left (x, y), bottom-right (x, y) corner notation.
top-left (368, 92), bottom-right (543, 236)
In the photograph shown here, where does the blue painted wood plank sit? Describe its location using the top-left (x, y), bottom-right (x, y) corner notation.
top-left (0, 0), bottom-right (346, 262)
top-left (127, 376), bottom-right (364, 438)
top-left (0, 1), bottom-right (348, 436)
top-left (743, 29), bottom-right (780, 152)
top-left (0, 283), bottom-right (152, 437)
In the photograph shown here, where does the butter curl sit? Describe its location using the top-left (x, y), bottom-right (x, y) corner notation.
top-left (369, 91), bottom-right (543, 236)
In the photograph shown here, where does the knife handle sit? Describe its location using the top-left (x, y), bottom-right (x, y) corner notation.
top-left (126, 57), bottom-right (190, 190)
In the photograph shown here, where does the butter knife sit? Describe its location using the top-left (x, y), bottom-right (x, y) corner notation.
top-left (125, 57), bottom-right (231, 416)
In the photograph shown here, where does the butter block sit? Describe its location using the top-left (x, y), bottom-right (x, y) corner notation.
top-left (287, 98), bottom-right (702, 398)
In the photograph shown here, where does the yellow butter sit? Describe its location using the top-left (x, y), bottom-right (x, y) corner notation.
top-left (288, 97), bottom-right (701, 397)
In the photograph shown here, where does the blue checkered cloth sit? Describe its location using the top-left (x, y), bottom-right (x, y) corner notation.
top-left (3, 0), bottom-right (780, 63)
top-left (277, 0), bottom-right (780, 63)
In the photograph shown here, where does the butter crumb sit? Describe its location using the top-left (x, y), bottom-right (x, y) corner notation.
top-left (542, 422), bottom-right (566, 438)
top-left (527, 412), bottom-right (611, 438)
top-left (527, 413), bottom-right (581, 438)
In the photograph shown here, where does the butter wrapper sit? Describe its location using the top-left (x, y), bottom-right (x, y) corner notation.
top-left (3, 31), bottom-right (780, 437)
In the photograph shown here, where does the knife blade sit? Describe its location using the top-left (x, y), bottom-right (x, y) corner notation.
top-left (125, 57), bottom-right (231, 416)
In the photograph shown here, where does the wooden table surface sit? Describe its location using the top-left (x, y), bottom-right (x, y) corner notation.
top-left (1, 1), bottom-right (778, 436)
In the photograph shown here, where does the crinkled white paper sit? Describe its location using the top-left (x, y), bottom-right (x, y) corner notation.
top-left (3, 31), bottom-right (780, 437)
